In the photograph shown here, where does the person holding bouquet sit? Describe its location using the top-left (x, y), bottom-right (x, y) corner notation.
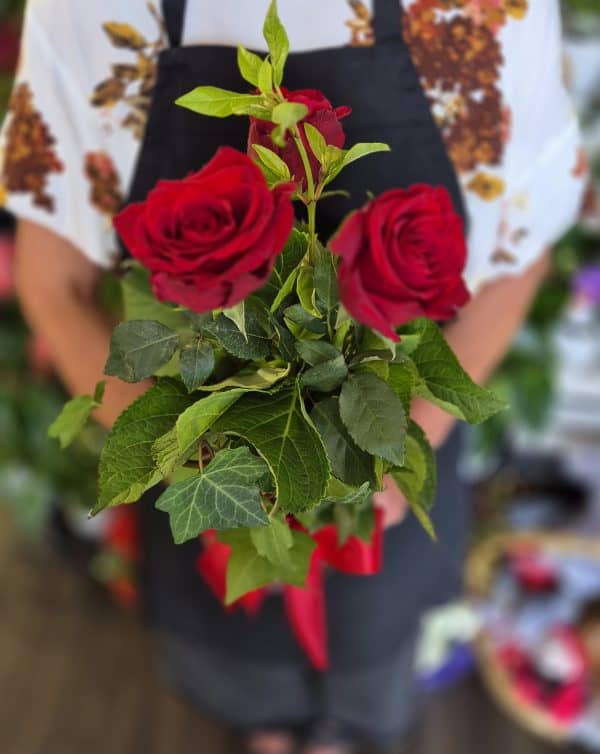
top-left (1, 1), bottom-right (586, 752)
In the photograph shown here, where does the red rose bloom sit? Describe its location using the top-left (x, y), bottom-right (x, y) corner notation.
top-left (114, 147), bottom-right (295, 312)
top-left (330, 185), bottom-right (470, 340)
top-left (248, 88), bottom-right (351, 190)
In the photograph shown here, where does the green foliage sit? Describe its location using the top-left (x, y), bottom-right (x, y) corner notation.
top-left (237, 46), bottom-right (263, 87)
top-left (263, 0), bottom-right (289, 86)
top-left (104, 320), bottom-right (179, 382)
top-left (155, 447), bottom-right (269, 543)
top-left (179, 340), bottom-right (215, 392)
top-left (176, 87), bottom-right (270, 119)
top-left (120, 265), bottom-right (186, 330)
top-left (48, 382), bottom-right (105, 449)
top-left (201, 309), bottom-right (271, 360)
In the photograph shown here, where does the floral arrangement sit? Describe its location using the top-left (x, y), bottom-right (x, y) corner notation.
top-left (50, 2), bottom-right (504, 606)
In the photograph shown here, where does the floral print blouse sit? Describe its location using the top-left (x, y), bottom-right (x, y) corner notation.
top-left (0, 0), bottom-right (587, 290)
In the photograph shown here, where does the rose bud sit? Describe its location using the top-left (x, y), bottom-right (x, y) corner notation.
top-left (248, 88), bottom-right (351, 191)
top-left (330, 185), bottom-right (470, 341)
top-left (114, 147), bottom-right (295, 313)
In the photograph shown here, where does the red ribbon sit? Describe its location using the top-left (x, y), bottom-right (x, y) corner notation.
top-left (196, 510), bottom-right (384, 670)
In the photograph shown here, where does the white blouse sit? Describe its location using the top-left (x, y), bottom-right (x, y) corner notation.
top-left (0, 0), bottom-right (587, 291)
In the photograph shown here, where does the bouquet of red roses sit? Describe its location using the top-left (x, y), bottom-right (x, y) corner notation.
top-left (50, 2), bottom-right (503, 607)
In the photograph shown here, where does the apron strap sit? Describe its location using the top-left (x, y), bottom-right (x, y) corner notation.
top-left (372, 0), bottom-right (403, 42)
top-left (162, 0), bottom-right (187, 48)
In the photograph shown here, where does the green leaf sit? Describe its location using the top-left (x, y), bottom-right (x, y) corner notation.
top-left (155, 447), bottom-right (269, 543)
top-left (222, 302), bottom-right (247, 341)
top-left (176, 389), bottom-right (247, 458)
top-left (296, 340), bottom-right (342, 366)
top-left (222, 526), bottom-right (315, 603)
top-left (304, 122), bottom-right (327, 165)
top-left (250, 515), bottom-right (294, 568)
top-left (175, 87), bottom-right (270, 119)
top-left (202, 312), bottom-right (271, 360)
top-left (179, 340), bottom-right (215, 392)
top-left (252, 144), bottom-right (292, 186)
top-left (237, 46), bottom-right (264, 87)
top-left (296, 266), bottom-right (319, 316)
top-left (200, 365), bottom-right (290, 392)
top-left (152, 427), bottom-right (188, 477)
top-left (213, 385), bottom-right (330, 513)
top-left (104, 320), bottom-right (179, 383)
top-left (339, 373), bottom-right (406, 466)
top-left (314, 249), bottom-right (339, 318)
top-left (272, 101), bottom-right (309, 134)
top-left (263, 0), bottom-right (289, 86)
top-left (257, 58), bottom-right (274, 94)
top-left (324, 477), bottom-right (372, 508)
top-left (95, 379), bottom-right (195, 513)
top-left (310, 397), bottom-right (373, 486)
top-left (399, 319), bottom-right (507, 423)
top-left (260, 228), bottom-right (309, 306)
top-left (300, 355), bottom-right (348, 392)
top-left (387, 361), bottom-right (416, 412)
top-left (284, 305), bottom-right (327, 336)
top-left (48, 381), bottom-right (104, 449)
top-left (391, 421), bottom-right (436, 540)
top-left (120, 266), bottom-right (186, 330)
top-left (325, 142), bottom-right (391, 185)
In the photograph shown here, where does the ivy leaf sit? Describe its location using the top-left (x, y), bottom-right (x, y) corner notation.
top-left (399, 319), bottom-right (507, 423)
top-left (176, 389), bottom-right (248, 458)
top-left (202, 312), bottom-right (271, 360)
top-left (252, 144), bottom-right (292, 186)
top-left (155, 447), bottom-right (269, 544)
top-left (339, 373), bottom-right (406, 466)
top-left (296, 340), bottom-right (342, 366)
top-left (301, 355), bottom-right (348, 393)
top-left (263, 0), bottom-right (289, 87)
top-left (237, 46), bottom-right (264, 87)
top-left (121, 266), bottom-right (186, 330)
top-left (175, 87), bottom-right (270, 119)
top-left (179, 340), bottom-right (215, 392)
top-left (390, 421), bottom-right (437, 540)
top-left (223, 526), bottom-right (315, 604)
top-left (48, 381), bottom-right (105, 449)
top-left (250, 515), bottom-right (294, 569)
top-left (95, 379), bottom-right (195, 513)
top-left (213, 385), bottom-right (330, 513)
top-left (104, 320), bottom-right (179, 383)
top-left (310, 397), bottom-right (373, 486)
top-left (260, 228), bottom-right (309, 306)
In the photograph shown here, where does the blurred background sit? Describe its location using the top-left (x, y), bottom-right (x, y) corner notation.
top-left (1, 1), bottom-right (600, 753)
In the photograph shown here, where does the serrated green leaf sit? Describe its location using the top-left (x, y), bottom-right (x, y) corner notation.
top-left (176, 389), bottom-right (247, 457)
top-left (179, 340), bottom-right (215, 392)
top-left (104, 320), bottom-right (179, 383)
top-left (202, 312), bottom-right (271, 360)
top-left (260, 228), bottom-right (309, 306)
top-left (175, 87), bottom-right (270, 119)
top-left (250, 515), bottom-right (293, 568)
top-left (399, 319), bottom-right (507, 423)
top-left (213, 385), bottom-right (330, 513)
top-left (284, 305), bottom-right (327, 336)
top-left (121, 266), bottom-right (186, 330)
top-left (237, 45), bottom-right (264, 87)
top-left (95, 379), bottom-right (195, 513)
top-left (314, 249), bottom-right (339, 317)
top-left (263, 0), bottom-right (289, 86)
top-left (390, 421), bottom-right (436, 533)
top-left (223, 526), bottom-right (315, 603)
top-left (48, 381), bottom-right (104, 449)
top-left (152, 427), bottom-right (187, 477)
top-left (339, 373), bottom-right (406, 466)
top-left (296, 340), bottom-right (342, 366)
top-left (301, 355), bottom-right (348, 393)
top-left (252, 144), bottom-right (292, 186)
top-left (304, 122), bottom-right (327, 165)
top-left (155, 447), bottom-right (269, 543)
top-left (222, 301), bottom-right (247, 341)
top-left (324, 477), bottom-right (372, 507)
top-left (387, 361), bottom-right (416, 413)
top-left (310, 397), bottom-right (373, 486)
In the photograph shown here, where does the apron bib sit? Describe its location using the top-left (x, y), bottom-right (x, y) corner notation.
top-left (128, 0), bottom-right (468, 687)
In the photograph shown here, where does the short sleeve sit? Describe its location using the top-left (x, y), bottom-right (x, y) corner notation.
top-left (0, 3), bottom-right (136, 268)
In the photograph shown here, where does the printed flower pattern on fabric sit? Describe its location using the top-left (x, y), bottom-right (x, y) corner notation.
top-left (84, 151), bottom-right (124, 217)
top-left (402, 0), bottom-right (529, 207)
top-left (1, 82), bottom-right (64, 212)
top-left (91, 2), bottom-right (166, 141)
top-left (345, 1), bottom-right (375, 47)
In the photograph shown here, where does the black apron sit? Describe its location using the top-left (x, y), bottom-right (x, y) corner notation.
top-left (130, 0), bottom-right (469, 740)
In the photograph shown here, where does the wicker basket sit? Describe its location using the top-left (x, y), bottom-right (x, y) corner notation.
top-left (466, 532), bottom-right (600, 744)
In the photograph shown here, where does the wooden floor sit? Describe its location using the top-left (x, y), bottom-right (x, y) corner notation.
top-left (0, 507), bottom-right (584, 754)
